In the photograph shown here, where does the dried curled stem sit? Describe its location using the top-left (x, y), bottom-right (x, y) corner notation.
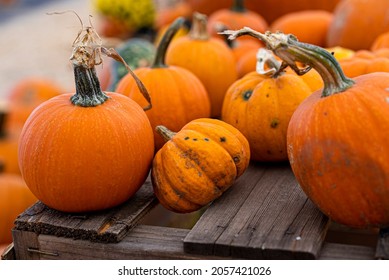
top-left (220, 27), bottom-right (354, 97)
top-left (48, 11), bottom-right (152, 110)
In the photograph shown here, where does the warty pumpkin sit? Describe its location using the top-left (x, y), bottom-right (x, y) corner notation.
top-left (116, 18), bottom-right (211, 151)
top-left (224, 27), bottom-right (389, 228)
top-left (326, 0), bottom-right (389, 50)
top-left (165, 12), bottom-right (238, 118)
top-left (0, 173), bottom-right (37, 244)
top-left (18, 24), bottom-right (154, 213)
top-left (222, 48), bottom-right (315, 162)
top-left (151, 118), bottom-right (250, 213)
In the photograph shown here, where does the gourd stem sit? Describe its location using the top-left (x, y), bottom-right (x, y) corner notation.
top-left (152, 17), bottom-right (185, 68)
top-left (256, 48), bottom-right (283, 78)
top-left (222, 27), bottom-right (355, 97)
top-left (71, 65), bottom-right (109, 107)
top-left (156, 125), bottom-right (176, 142)
top-left (231, 0), bottom-right (246, 13)
top-left (189, 12), bottom-right (209, 41)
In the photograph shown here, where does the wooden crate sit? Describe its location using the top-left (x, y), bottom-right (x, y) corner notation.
top-left (2, 163), bottom-right (388, 260)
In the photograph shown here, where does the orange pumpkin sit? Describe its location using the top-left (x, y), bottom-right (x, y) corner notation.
top-left (326, 0), bottom-right (389, 50)
top-left (371, 31), bottom-right (389, 51)
top-left (116, 18), bottom-right (211, 150)
top-left (207, 0), bottom-right (268, 44)
top-left (155, 0), bottom-right (192, 29)
top-left (222, 49), bottom-right (314, 162)
top-left (18, 26), bottom-right (154, 213)
top-left (152, 118), bottom-right (250, 213)
top-left (339, 49), bottom-right (389, 78)
top-left (185, 0), bottom-right (340, 24)
top-left (0, 108), bottom-right (19, 174)
top-left (224, 28), bottom-right (389, 228)
top-left (5, 78), bottom-right (64, 136)
top-left (166, 13), bottom-right (238, 118)
top-left (0, 173), bottom-right (37, 244)
top-left (270, 10), bottom-right (333, 47)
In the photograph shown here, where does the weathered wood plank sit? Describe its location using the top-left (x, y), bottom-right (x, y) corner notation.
top-left (34, 225), bottom-right (227, 260)
top-left (375, 227), bottom-right (389, 259)
top-left (12, 230), bottom-right (41, 260)
top-left (13, 176), bottom-right (158, 243)
top-left (319, 243), bottom-right (375, 260)
top-left (1, 243), bottom-right (16, 260)
top-left (184, 163), bottom-right (330, 259)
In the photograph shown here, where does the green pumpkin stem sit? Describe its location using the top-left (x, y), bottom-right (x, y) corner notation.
top-left (156, 125), bottom-right (176, 142)
top-left (222, 27), bottom-right (355, 97)
top-left (153, 17), bottom-right (185, 68)
top-left (231, 0), bottom-right (246, 13)
top-left (189, 12), bottom-right (209, 41)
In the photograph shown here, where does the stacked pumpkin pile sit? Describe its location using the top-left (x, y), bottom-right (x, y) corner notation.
top-left (2, 0), bottom-right (389, 257)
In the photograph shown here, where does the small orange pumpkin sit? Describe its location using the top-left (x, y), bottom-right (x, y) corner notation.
top-left (18, 25), bottom-right (154, 213)
top-left (166, 12), bottom-right (238, 118)
top-left (116, 18), bottom-right (211, 150)
top-left (5, 78), bottom-right (64, 136)
top-left (152, 118), bottom-right (250, 213)
top-left (371, 31), bottom-right (389, 51)
top-left (207, 0), bottom-right (268, 44)
top-left (222, 49), bottom-right (315, 162)
top-left (270, 10), bottom-right (333, 47)
top-left (0, 173), bottom-right (37, 244)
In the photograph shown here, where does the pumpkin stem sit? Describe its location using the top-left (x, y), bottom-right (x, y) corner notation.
top-left (231, 0), bottom-right (246, 13)
top-left (221, 28), bottom-right (355, 97)
top-left (153, 17), bottom-right (185, 68)
top-left (256, 48), bottom-right (283, 77)
top-left (68, 15), bottom-right (152, 109)
top-left (156, 125), bottom-right (176, 142)
top-left (189, 12), bottom-right (209, 41)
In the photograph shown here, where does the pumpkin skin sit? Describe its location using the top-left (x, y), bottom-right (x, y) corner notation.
top-left (18, 27), bottom-right (154, 213)
top-left (326, 0), bottom-right (389, 50)
top-left (270, 10), bottom-right (333, 47)
top-left (287, 73), bottom-right (389, 228)
top-left (371, 31), bottom-right (389, 51)
top-left (116, 18), bottom-right (211, 151)
top-left (221, 71), bottom-right (312, 162)
top-left (166, 13), bottom-right (238, 118)
top-left (152, 118), bottom-right (250, 213)
top-left (0, 173), bottom-right (37, 244)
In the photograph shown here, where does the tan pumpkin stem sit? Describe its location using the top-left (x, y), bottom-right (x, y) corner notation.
top-left (256, 48), bottom-right (282, 77)
top-left (189, 12), bottom-right (209, 41)
top-left (221, 27), bottom-right (355, 97)
top-left (156, 125), bottom-right (176, 142)
top-left (51, 12), bottom-right (152, 109)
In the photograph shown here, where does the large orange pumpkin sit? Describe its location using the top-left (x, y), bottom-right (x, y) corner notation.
top-left (152, 118), bottom-right (250, 213)
top-left (0, 173), bottom-right (37, 244)
top-left (166, 13), bottom-right (238, 118)
top-left (18, 26), bottom-right (154, 213)
top-left (116, 18), bottom-right (211, 150)
top-left (326, 0), bottom-right (389, 50)
top-left (224, 27), bottom-right (389, 228)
